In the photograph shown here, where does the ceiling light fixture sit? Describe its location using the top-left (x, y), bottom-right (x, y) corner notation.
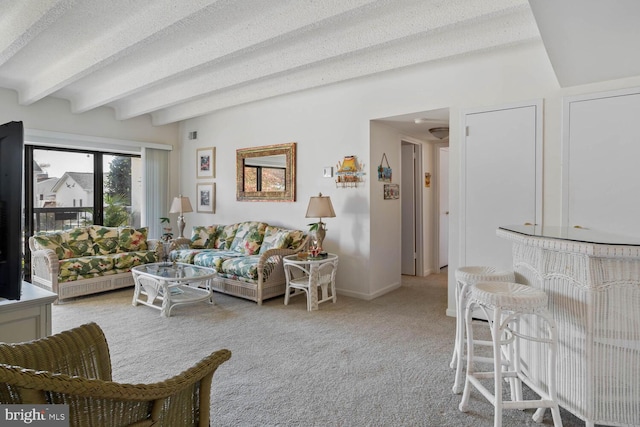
top-left (429, 127), bottom-right (449, 140)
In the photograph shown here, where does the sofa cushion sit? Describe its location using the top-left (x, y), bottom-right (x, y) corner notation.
top-left (171, 248), bottom-right (205, 264)
top-left (32, 232), bottom-right (74, 259)
top-left (229, 221), bottom-right (267, 255)
top-left (190, 225), bottom-right (217, 249)
top-left (287, 229), bottom-right (306, 250)
top-left (193, 250), bottom-right (242, 270)
top-left (59, 269), bottom-right (117, 283)
top-left (61, 227), bottom-right (94, 257)
top-left (59, 255), bottom-right (115, 278)
top-left (112, 251), bottom-right (157, 270)
top-left (88, 225), bottom-right (120, 255)
top-left (221, 255), bottom-right (262, 280)
top-left (214, 223), bottom-right (240, 249)
top-left (259, 226), bottom-right (292, 253)
top-left (118, 227), bottom-right (148, 252)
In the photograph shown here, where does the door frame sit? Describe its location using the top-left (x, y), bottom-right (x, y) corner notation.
top-left (434, 142), bottom-right (449, 271)
top-left (400, 137), bottom-right (424, 276)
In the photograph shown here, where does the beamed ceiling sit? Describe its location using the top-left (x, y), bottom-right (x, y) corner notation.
top-left (0, 0), bottom-right (542, 126)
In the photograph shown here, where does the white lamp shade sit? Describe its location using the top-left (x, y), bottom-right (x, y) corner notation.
top-left (305, 193), bottom-right (336, 219)
top-left (169, 196), bottom-right (193, 214)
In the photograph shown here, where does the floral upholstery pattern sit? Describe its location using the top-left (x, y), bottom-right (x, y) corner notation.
top-left (61, 227), bottom-right (93, 257)
top-left (32, 232), bottom-right (73, 259)
top-left (168, 221), bottom-right (307, 295)
top-left (287, 229), bottom-right (306, 250)
top-left (214, 223), bottom-right (240, 249)
top-left (259, 226), bottom-right (291, 253)
top-left (112, 251), bottom-right (157, 270)
top-left (190, 225), bottom-right (217, 249)
top-left (221, 256), bottom-right (262, 280)
top-left (229, 222), bottom-right (267, 255)
top-left (193, 250), bottom-right (242, 270)
top-left (31, 225), bottom-right (157, 285)
top-left (89, 225), bottom-right (120, 255)
top-left (171, 248), bottom-right (205, 264)
top-left (118, 227), bottom-right (148, 251)
top-left (59, 256), bottom-right (115, 279)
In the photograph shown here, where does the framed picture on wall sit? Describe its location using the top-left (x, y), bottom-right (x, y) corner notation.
top-left (196, 182), bottom-right (216, 213)
top-left (196, 147), bottom-right (215, 179)
top-left (383, 183), bottom-right (399, 200)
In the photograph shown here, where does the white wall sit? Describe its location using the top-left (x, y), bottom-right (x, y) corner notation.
top-left (0, 87), bottom-right (180, 213)
top-left (178, 41), bottom-right (640, 309)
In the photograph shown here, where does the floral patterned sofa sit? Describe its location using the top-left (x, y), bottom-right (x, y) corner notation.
top-left (170, 221), bottom-right (308, 305)
top-left (29, 226), bottom-right (160, 302)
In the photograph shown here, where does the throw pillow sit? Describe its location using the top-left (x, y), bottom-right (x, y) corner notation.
top-left (118, 227), bottom-right (148, 252)
top-left (259, 226), bottom-right (292, 253)
top-left (88, 225), bottom-right (119, 255)
top-left (190, 225), bottom-right (217, 249)
top-left (230, 222), bottom-right (267, 255)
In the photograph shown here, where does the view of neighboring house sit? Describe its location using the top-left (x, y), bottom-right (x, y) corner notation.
top-left (50, 172), bottom-right (94, 208)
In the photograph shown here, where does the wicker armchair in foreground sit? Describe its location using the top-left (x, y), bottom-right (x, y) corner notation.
top-left (0, 322), bottom-right (231, 427)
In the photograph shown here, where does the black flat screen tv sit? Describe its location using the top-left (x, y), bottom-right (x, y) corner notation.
top-left (0, 121), bottom-right (24, 300)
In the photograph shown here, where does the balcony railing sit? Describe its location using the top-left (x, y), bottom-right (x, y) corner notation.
top-left (32, 207), bottom-right (94, 233)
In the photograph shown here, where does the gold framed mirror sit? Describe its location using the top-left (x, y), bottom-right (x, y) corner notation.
top-left (236, 142), bottom-right (296, 202)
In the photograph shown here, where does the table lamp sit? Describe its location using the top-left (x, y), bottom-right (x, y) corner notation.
top-left (305, 192), bottom-right (336, 250)
top-left (169, 195), bottom-right (193, 238)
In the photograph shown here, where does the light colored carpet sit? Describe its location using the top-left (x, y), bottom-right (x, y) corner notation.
top-left (52, 271), bottom-right (587, 426)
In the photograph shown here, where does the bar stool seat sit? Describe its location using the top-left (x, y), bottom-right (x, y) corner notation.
top-left (459, 281), bottom-right (563, 427)
top-left (451, 266), bottom-right (514, 394)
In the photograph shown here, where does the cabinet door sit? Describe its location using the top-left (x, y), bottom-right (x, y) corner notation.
top-left (462, 101), bottom-right (542, 270)
top-left (563, 88), bottom-right (640, 237)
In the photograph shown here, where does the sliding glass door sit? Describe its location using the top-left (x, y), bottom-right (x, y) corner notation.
top-left (25, 146), bottom-right (141, 280)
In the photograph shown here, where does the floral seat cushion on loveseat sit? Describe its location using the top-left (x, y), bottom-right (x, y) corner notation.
top-left (32, 225), bottom-right (157, 283)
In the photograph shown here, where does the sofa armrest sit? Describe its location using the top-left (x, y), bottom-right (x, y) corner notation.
top-left (171, 237), bottom-right (191, 250)
top-left (30, 249), bottom-right (60, 294)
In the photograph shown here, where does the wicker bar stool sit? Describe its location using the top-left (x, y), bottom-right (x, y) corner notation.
top-left (459, 281), bottom-right (563, 427)
top-left (451, 266), bottom-right (514, 394)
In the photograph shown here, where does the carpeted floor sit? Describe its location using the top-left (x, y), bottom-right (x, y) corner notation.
top-left (52, 270), bottom-right (590, 426)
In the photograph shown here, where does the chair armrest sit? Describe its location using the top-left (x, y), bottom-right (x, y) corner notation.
top-left (0, 349), bottom-right (230, 400)
top-left (0, 349), bottom-right (231, 424)
top-left (31, 249), bottom-right (60, 282)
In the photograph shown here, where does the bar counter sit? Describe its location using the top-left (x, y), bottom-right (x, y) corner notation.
top-left (497, 225), bottom-right (640, 427)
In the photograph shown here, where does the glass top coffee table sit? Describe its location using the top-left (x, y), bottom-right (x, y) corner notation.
top-left (131, 263), bottom-right (217, 317)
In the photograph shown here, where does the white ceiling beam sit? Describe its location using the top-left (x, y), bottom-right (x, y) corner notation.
top-left (0, 0), bottom-right (70, 68)
top-left (116, 2), bottom-right (534, 120)
top-left (149, 8), bottom-right (540, 125)
top-left (17, 0), bottom-right (224, 106)
top-left (69, 0), bottom-right (380, 113)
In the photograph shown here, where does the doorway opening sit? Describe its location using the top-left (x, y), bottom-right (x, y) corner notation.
top-left (375, 108), bottom-right (450, 276)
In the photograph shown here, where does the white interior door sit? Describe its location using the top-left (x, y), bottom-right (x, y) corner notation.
top-left (462, 101), bottom-right (542, 270)
top-left (439, 146), bottom-right (449, 269)
top-left (563, 88), bottom-right (640, 237)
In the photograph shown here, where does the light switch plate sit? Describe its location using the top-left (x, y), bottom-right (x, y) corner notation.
top-left (323, 166), bottom-right (333, 178)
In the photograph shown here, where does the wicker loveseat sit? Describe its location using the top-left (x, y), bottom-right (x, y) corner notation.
top-left (171, 221), bottom-right (308, 305)
top-left (29, 225), bottom-right (160, 302)
top-left (0, 322), bottom-right (231, 427)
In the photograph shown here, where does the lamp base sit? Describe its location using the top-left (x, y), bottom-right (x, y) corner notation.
top-left (177, 216), bottom-right (186, 238)
top-left (314, 223), bottom-right (327, 251)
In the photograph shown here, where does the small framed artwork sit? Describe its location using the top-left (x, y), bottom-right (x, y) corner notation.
top-left (383, 183), bottom-right (400, 200)
top-left (196, 147), bottom-right (215, 179)
top-left (196, 182), bottom-right (216, 213)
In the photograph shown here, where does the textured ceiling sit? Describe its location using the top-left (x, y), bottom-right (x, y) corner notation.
top-left (0, 0), bottom-right (540, 125)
